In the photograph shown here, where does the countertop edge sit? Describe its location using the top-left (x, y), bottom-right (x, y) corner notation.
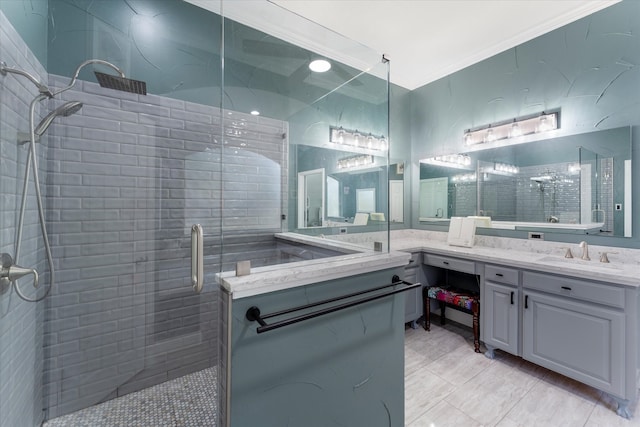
top-left (219, 251), bottom-right (411, 299)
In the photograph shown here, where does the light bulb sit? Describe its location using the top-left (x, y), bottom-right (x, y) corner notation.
top-left (510, 122), bottom-right (522, 137)
top-left (464, 132), bottom-right (474, 146)
top-left (485, 128), bottom-right (496, 142)
top-left (538, 116), bottom-right (549, 132)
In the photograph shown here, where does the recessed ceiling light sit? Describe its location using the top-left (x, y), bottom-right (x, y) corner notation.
top-left (250, 110), bottom-right (260, 116)
top-left (309, 59), bottom-right (331, 73)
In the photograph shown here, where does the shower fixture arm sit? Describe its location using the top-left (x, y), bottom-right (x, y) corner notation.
top-left (52, 59), bottom-right (125, 97)
top-left (0, 61), bottom-right (53, 97)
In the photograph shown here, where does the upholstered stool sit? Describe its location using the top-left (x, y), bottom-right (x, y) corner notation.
top-left (423, 286), bottom-right (480, 353)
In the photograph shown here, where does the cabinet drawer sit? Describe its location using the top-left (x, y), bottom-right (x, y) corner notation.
top-left (406, 252), bottom-right (422, 268)
top-left (485, 265), bottom-right (519, 286)
top-left (423, 254), bottom-right (476, 274)
top-left (403, 269), bottom-right (417, 283)
top-left (523, 271), bottom-right (625, 309)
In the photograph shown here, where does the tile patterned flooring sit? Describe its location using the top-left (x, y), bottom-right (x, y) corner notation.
top-left (405, 320), bottom-right (640, 427)
top-left (44, 321), bottom-right (639, 426)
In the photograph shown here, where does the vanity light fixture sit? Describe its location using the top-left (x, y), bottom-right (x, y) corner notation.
top-left (421, 154), bottom-right (472, 169)
top-left (480, 162), bottom-right (520, 175)
top-left (337, 154), bottom-right (374, 170)
top-left (309, 59), bottom-right (331, 73)
top-left (330, 126), bottom-right (387, 151)
top-left (464, 111), bottom-right (559, 147)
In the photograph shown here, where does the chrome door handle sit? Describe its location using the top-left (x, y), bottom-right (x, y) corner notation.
top-left (191, 224), bottom-right (204, 294)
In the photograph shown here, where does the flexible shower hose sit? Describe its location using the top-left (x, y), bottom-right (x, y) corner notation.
top-left (13, 93), bottom-right (54, 302)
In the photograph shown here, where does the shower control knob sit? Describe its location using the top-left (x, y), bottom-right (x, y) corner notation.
top-left (1, 253), bottom-right (13, 268)
top-left (0, 253), bottom-right (39, 288)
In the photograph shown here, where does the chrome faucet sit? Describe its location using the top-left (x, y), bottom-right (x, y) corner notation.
top-left (578, 241), bottom-right (590, 261)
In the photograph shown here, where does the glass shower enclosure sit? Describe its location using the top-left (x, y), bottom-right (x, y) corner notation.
top-left (0, 0), bottom-right (390, 425)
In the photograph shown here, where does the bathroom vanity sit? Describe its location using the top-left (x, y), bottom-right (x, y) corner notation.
top-left (216, 229), bottom-right (639, 422)
top-left (216, 242), bottom-right (412, 427)
top-left (390, 230), bottom-right (640, 419)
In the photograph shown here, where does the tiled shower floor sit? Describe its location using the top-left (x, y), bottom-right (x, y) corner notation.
top-left (43, 367), bottom-right (217, 427)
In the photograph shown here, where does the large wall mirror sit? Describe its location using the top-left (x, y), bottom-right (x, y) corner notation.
top-left (419, 126), bottom-right (632, 237)
top-left (296, 145), bottom-right (399, 228)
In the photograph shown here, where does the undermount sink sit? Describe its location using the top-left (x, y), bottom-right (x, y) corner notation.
top-left (537, 255), bottom-right (621, 270)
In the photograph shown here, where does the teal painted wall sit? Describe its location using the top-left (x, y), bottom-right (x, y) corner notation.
top-left (410, 1), bottom-right (640, 247)
top-left (47, 0), bottom-right (221, 103)
top-left (228, 267), bottom-right (406, 427)
top-left (0, 0), bottom-right (48, 65)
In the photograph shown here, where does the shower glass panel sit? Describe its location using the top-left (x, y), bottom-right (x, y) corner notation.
top-left (39, 0), bottom-right (223, 419)
top-left (222, 5), bottom-right (389, 255)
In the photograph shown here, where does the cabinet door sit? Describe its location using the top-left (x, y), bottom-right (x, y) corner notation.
top-left (523, 290), bottom-right (624, 396)
top-left (484, 281), bottom-right (519, 355)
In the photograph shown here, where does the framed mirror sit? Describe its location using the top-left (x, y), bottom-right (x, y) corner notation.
top-left (419, 126), bottom-right (631, 237)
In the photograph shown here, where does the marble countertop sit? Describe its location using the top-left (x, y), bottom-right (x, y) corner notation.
top-left (390, 231), bottom-right (639, 288)
top-left (218, 245), bottom-right (410, 299)
top-left (217, 230), bottom-right (639, 299)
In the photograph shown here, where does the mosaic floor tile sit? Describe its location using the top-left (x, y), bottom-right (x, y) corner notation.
top-left (44, 367), bottom-right (217, 427)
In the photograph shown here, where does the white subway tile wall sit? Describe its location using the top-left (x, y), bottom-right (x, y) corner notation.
top-left (39, 74), bottom-right (288, 419)
top-left (0, 10), bottom-right (48, 427)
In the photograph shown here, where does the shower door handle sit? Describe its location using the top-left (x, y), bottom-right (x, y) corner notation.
top-left (191, 224), bottom-right (204, 294)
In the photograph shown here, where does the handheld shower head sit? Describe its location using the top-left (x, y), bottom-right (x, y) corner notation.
top-left (34, 101), bottom-right (83, 136)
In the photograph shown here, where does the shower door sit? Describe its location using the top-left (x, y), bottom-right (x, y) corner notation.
top-left (39, 0), bottom-right (225, 419)
top-left (38, 81), bottom-right (225, 418)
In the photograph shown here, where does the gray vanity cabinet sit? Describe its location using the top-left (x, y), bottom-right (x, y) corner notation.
top-left (522, 290), bottom-right (625, 395)
top-left (404, 252), bottom-right (423, 327)
top-left (522, 271), bottom-right (626, 397)
top-left (483, 265), bottom-right (520, 357)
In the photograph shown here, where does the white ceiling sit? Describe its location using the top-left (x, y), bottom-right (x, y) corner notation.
top-left (187, 0), bottom-right (619, 90)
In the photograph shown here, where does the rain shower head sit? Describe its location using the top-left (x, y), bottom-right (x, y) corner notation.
top-left (34, 101), bottom-right (83, 136)
top-left (52, 59), bottom-right (147, 96)
top-left (94, 71), bottom-right (147, 95)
